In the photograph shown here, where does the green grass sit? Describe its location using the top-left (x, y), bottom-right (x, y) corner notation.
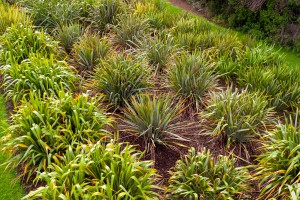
top-left (278, 47), bottom-right (300, 70)
top-left (0, 94), bottom-right (24, 200)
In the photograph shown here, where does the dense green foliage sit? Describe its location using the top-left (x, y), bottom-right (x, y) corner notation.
top-left (0, 25), bottom-right (58, 64)
top-left (73, 34), bottom-right (112, 70)
top-left (0, 3), bottom-right (31, 35)
top-left (23, 142), bottom-right (160, 199)
top-left (93, 53), bottom-right (150, 108)
top-left (2, 91), bottom-right (111, 180)
top-left (200, 88), bottom-right (274, 145)
top-left (1, 54), bottom-right (77, 103)
top-left (254, 116), bottom-right (300, 199)
top-left (53, 23), bottom-right (82, 54)
top-left (168, 148), bottom-right (250, 199)
top-left (188, 0), bottom-right (300, 53)
top-left (168, 51), bottom-right (217, 110)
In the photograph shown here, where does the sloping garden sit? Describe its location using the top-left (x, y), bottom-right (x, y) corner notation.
top-left (0, 0), bottom-right (299, 199)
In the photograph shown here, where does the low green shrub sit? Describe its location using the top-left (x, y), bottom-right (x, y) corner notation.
top-left (168, 51), bottom-right (217, 110)
top-left (73, 34), bottom-right (112, 70)
top-left (23, 142), bottom-right (161, 199)
top-left (253, 115), bottom-right (300, 199)
top-left (123, 94), bottom-right (186, 150)
top-left (0, 25), bottom-right (58, 64)
top-left (0, 3), bottom-right (31, 35)
top-left (2, 91), bottom-right (111, 180)
top-left (168, 147), bottom-right (251, 199)
top-left (93, 53), bottom-right (150, 108)
top-left (1, 54), bottom-right (77, 103)
top-left (112, 13), bottom-right (149, 48)
top-left (200, 88), bottom-right (274, 145)
top-left (53, 23), bottom-right (82, 54)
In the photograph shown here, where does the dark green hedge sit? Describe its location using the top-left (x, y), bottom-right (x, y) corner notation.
top-left (188, 0), bottom-right (300, 53)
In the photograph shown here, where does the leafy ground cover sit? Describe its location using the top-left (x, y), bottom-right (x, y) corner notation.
top-left (0, 0), bottom-right (299, 199)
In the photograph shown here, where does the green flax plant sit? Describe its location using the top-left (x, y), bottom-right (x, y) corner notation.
top-left (143, 30), bottom-right (176, 72)
top-left (73, 33), bottom-right (112, 71)
top-left (0, 25), bottom-right (58, 64)
top-left (112, 13), bottom-right (149, 48)
top-left (238, 65), bottom-right (300, 110)
top-left (168, 147), bottom-right (251, 200)
top-left (2, 91), bottom-right (112, 180)
top-left (53, 23), bottom-right (82, 54)
top-left (242, 42), bottom-right (285, 67)
top-left (0, 2), bottom-right (31, 35)
top-left (200, 88), bottom-right (274, 153)
top-left (1, 53), bottom-right (77, 104)
top-left (122, 94), bottom-right (186, 151)
top-left (88, 0), bottom-right (126, 32)
top-left (173, 18), bottom-right (212, 35)
top-left (93, 53), bottom-right (150, 109)
top-left (253, 114), bottom-right (300, 199)
top-left (134, 0), bottom-right (180, 29)
top-left (168, 51), bottom-right (218, 111)
top-left (18, 0), bottom-right (81, 29)
top-left (23, 142), bottom-right (161, 199)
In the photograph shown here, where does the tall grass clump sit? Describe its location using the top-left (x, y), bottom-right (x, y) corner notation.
top-left (200, 88), bottom-right (274, 147)
top-left (73, 34), bottom-right (111, 71)
top-left (1, 54), bottom-right (77, 103)
top-left (0, 3), bottom-right (31, 35)
top-left (88, 0), bottom-right (125, 31)
top-left (173, 30), bottom-right (242, 58)
top-left (173, 32), bottom-right (203, 51)
top-left (2, 91), bottom-right (111, 180)
top-left (112, 14), bottom-right (149, 48)
top-left (123, 94), bottom-right (186, 151)
top-left (168, 147), bottom-right (251, 199)
top-left (0, 25), bottom-right (58, 64)
top-left (93, 54), bottom-right (150, 108)
top-left (238, 65), bottom-right (300, 110)
top-left (53, 23), bottom-right (82, 54)
top-left (144, 31), bottom-right (175, 71)
top-left (253, 115), bottom-right (300, 199)
top-left (19, 0), bottom-right (81, 29)
top-left (23, 142), bottom-right (161, 199)
top-left (173, 18), bottom-right (212, 35)
top-left (242, 42), bottom-right (285, 67)
top-left (168, 51), bottom-right (217, 110)
top-left (134, 1), bottom-right (179, 29)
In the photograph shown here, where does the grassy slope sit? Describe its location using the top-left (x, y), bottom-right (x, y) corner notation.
top-left (165, 1), bottom-right (300, 70)
top-left (0, 95), bottom-right (24, 200)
